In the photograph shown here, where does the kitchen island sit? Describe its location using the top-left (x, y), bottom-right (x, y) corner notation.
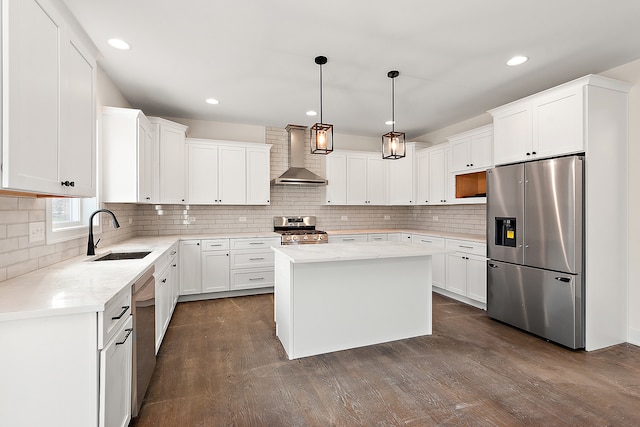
top-left (273, 241), bottom-right (444, 360)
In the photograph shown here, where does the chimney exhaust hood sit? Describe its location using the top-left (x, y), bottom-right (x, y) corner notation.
top-left (271, 125), bottom-right (328, 185)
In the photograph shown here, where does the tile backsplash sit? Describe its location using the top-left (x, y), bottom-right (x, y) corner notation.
top-left (0, 126), bottom-right (485, 283)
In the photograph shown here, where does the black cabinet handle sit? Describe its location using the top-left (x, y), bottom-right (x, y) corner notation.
top-left (532, 151), bottom-right (537, 155)
top-left (526, 152), bottom-right (531, 156)
top-left (111, 306), bottom-right (130, 320)
top-left (116, 328), bottom-right (133, 345)
top-left (555, 277), bottom-right (570, 282)
top-left (60, 180), bottom-right (75, 187)
top-left (162, 278), bottom-right (167, 283)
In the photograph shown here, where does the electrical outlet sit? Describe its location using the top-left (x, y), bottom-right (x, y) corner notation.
top-left (239, 217), bottom-right (247, 222)
top-left (29, 222), bottom-right (45, 243)
top-left (433, 216), bottom-right (438, 221)
top-left (341, 215), bottom-right (348, 221)
top-left (128, 218), bottom-right (133, 225)
top-left (384, 215), bottom-right (391, 220)
top-left (188, 216), bottom-right (196, 222)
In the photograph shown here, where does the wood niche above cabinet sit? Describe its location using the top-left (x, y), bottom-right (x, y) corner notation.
top-left (455, 171), bottom-right (486, 199)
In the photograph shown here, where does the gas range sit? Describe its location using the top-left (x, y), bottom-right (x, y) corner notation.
top-left (274, 216), bottom-right (328, 245)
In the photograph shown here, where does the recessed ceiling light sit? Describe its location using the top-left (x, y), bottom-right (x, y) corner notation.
top-left (385, 120), bottom-right (395, 125)
top-left (507, 55), bottom-right (528, 66)
top-left (107, 38), bottom-right (131, 51)
top-left (306, 110), bottom-right (317, 116)
top-left (205, 98), bottom-right (220, 105)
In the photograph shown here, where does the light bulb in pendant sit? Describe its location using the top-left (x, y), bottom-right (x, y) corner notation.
top-left (317, 130), bottom-right (327, 150)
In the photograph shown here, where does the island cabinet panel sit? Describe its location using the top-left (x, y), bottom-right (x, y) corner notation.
top-left (274, 248), bottom-right (433, 360)
top-left (412, 234), bottom-right (446, 289)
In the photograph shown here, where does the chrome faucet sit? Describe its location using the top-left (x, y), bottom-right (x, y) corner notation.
top-left (87, 209), bottom-right (121, 256)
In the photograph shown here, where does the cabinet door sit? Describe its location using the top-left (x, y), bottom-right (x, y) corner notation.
top-left (347, 154), bottom-right (367, 204)
top-left (429, 148), bottom-right (447, 204)
top-left (139, 118), bottom-right (156, 203)
top-left (324, 152), bottom-right (347, 204)
top-left (155, 266), bottom-right (171, 351)
top-left (99, 316), bottom-right (132, 427)
top-left (179, 241), bottom-right (201, 295)
top-left (466, 254), bottom-right (487, 303)
top-left (413, 235), bottom-right (446, 289)
top-left (202, 251), bottom-right (230, 293)
top-left (493, 103), bottom-right (532, 165)
top-left (218, 146), bottom-right (246, 204)
top-left (3, 0), bottom-right (62, 194)
top-left (60, 30), bottom-right (95, 197)
top-left (415, 149), bottom-right (430, 204)
top-left (388, 145), bottom-right (414, 205)
top-left (533, 87), bottom-right (584, 159)
top-left (366, 155), bottom-right (388, 205)
top-left (450, 139), bottom-right (470, 172)
top-left (187, 144), bottom-right (219, 204)
top-left (446, 253), bottom-right (467, 296)
top-left (158, 125), bottom-right (186, 203)
top-left (470, 131), bottom-right (493, 170)
top-left (246, 147), bottom-right (271, 204)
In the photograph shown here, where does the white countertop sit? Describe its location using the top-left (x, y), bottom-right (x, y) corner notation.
top-left (273, 241), bottom-right (450, 264)
top-left (0, 232), bottom-right (279, 322)
top-left (326, 228), bottom-right (486, 243)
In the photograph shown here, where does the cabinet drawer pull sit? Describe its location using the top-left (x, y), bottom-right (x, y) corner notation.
top-left (249, 277), bottom-right (265, 281)
top-left (210, 244), bottom-right (223, 247)
top-left (162, 278), bottom-right (167, 283)
top-left (372, 237), bottom-right (383, 240)
top-left (170, 251), bottom-right (177, 255)
top-left (420, 240), bottom-right (432, 243)
top-left (116, 328), bottom-right (133, 345)
top-left (111, 306), bottom-right (130, 320)
top-left (343, 238), bottom-right (355, 241)
top-left (459, 245), bottom-right (474, 249)
top-left (249, 257), bottom-right (265, 261)
top-left (249, 242), bottom-right (264, 245)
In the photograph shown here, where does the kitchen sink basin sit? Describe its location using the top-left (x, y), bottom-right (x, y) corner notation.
top-left (93, 251), bottom-right (152, 261)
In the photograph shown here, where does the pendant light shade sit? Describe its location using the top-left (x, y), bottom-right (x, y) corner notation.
top-left (382, 70), bottom-right (406, 160)
top-left (311, 56), bottom-right (333, 154)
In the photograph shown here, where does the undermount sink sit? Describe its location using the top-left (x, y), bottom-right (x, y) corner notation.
top-left (93, 251), bottom-right (152, 261)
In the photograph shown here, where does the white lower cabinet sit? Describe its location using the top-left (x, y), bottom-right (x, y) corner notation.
top-left (412, 234), bottom-right (446, 290)
top-left (100, 315), bottom-right (133, 427)
top-left (367, 233), bottom-right (388, 242)
top-left (179, 237), bottom-right (280, 297)
top-left (444, 239), bottom-right (487, 306)
top-left (155, 244), bottom-right (179, 352)
top-left (329, 234), bottom-right (368, 243)
top-left (0, 285), bottom-right (133, 427)
top-left (202, 240), bottom-right (230, 292)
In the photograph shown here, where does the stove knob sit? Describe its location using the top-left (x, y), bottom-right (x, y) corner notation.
top-left (285, 236), bottom-right (291, 241)
top-left (303, 235), bottom-right (308, 241)
top-left (319, 235), bottom-right (325, 240)
top-left (292, 235), bottom-right (298, 241)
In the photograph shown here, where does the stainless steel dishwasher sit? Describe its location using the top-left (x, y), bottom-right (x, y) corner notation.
top-left (131, 266), bottom-right (156, 418)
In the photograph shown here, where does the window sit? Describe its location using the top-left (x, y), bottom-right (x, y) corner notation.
top-left (46, 197), bottom-right (98, 243)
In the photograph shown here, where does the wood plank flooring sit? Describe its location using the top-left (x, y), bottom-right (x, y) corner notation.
top-left (130, 293), bottom-right (640, 426)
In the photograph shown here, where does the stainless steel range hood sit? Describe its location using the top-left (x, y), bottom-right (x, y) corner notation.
top-left (271, 125), bottom-right (328, 185)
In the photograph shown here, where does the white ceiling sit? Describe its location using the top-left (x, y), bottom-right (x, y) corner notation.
top-left (64, 0), bottom-right (640, 140)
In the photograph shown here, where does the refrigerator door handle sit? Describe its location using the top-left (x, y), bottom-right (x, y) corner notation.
top-left (555, 277), bottom-right (571, 283)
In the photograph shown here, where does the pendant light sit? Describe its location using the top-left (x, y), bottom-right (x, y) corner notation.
top-left (382, 70), bottom-right (406, 160)
top-left (310, 56), bottom-right (333, 154)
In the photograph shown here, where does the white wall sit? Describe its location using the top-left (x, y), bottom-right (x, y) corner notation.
top-left (413, 113), bottom-right (492, 145)
top-left (166, 117), bottom-right (266, 143)
top-left (600, 59), bottom-right (640, 345)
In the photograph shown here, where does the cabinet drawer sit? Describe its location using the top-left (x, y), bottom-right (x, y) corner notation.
top-left (202, 239), bottom-right (229, 251)
top-left (230, 268), bottom-right (274, 290)
top-left (446, 239), bottom-right (486, 256)
top-left (329, 234), bottom-right (367, 243)
top-left (412, 234), bottom-right (446, 248)
top-left (367, 233), bottom-right (388, 242)
top-left (98, 285), bottom-right (132, 349)
top-left (230, 237), bottom-right (280, 250)
top-left (230, 250), bottom-right (274, 269)
top-left (155, 243), bottom-right (178, 272)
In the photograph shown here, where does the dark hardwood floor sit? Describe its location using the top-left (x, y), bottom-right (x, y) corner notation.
top-left (130, 293), bottom-right (640, 426)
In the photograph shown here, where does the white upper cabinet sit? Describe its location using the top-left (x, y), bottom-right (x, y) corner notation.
top-left (246, 147), bottom-right (271, 205)
top-left (388, 143), bottom-right (414, 205)
top-left (102, 107), bottom-right (156, 203)
top-left (449, 125), bottom-right (493, 172)
top-left (429, 145), bottom-right (450, 205)
top-left (323, 152), bottom-right (347, 205)
top-left (186, 139), bottom-right (271, 205)
top-left (415, 148), bottom-right (430, 205)
top-left (490, 75), bottom-right (628, 166)
top-left (150, 117), bottom-right (189, 204)
top-left (346, 153), bottom-right (367, 204)
top-left (366, 155), bottom-right (388, 205)
top-left (1, 0), bottom-right (97, 196)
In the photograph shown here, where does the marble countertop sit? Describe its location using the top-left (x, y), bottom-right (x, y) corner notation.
top-left (0, 232), bottom-right (279, 322)
top-left (273, 241), bottom-right (450, 264)
top-left (326, 228), bottom-right (486, 243)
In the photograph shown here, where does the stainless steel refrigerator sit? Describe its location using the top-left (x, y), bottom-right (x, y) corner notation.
top-left (486, 155), bottom-right (584, 349)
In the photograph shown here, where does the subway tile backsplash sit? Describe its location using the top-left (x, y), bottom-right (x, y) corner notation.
top-left (0, 126), bottom-right (485, 283)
